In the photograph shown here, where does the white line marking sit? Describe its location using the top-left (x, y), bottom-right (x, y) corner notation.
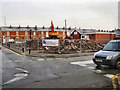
top-left (3, 68), bottom-right (28, 85)
top-left (88, 66), bottom-right (95, 69)
top-left (14, 60), bottom-right (24, 62)
top-left (71, 60), bottom-right (93, 67)
top-left (3, 73), bottom-right (28, 85)
top-left (38, 59), bottom-right (44, 61)
top-left (16, 68), bottom-right (28, 73)
top-left (104, 74), bottom-right (115, 79)
top-left (93, 69), bottom-right (105, 73)
top-left (46, 59), bottom-right (53, 60)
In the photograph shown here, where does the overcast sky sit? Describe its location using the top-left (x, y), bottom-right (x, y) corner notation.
top-left (0, 0), bottom-right (119, 30)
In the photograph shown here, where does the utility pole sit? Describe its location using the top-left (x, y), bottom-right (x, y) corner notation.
top-left (65, 19), bottom-right (67, 31)
top-left (65, 19), bottom-right (67, 38)
top-left (4, 16), bottom-right (6, 27)
top-left (4, 16), bottom-right (7, 44)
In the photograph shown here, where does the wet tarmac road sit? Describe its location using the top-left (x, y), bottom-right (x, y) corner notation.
top-left (1, 47), bottom-right (119, 88)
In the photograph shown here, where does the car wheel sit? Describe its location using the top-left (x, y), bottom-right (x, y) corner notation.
top-left (115, 59), bottom-right (120, 69)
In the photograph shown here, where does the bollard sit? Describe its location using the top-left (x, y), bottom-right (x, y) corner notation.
top-left (112, 73), bottom-right (120, 89)
top-left (118, 75), bottom-right (120, 88)
top-left (118, 66), bottom-right (120, 88)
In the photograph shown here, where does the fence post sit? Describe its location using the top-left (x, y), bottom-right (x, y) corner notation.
top-left (37, 39), bottom-right (39, 52)
top-left (22, 42), bottom-right (24, 53)
top-left (29, 29), bottom-right (32, 55)
top-left (24, 41), bottom-right (27, 55)
top-left (80, 39), bottom-right (82, 53)
top-left (58, 39), bottom-right (61, 54)
top-left (97, 40), bottom-right (98, 51)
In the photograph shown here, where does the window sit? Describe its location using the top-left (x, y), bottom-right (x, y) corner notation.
top-left (34, 32), bottom-right (36, 35)
top-left (42, 36), bottom-right (44, 39)
top-left (16, 31), bottom-right (19, 36)
top-left (46, 32), bottom-right (48, 37)
top-left (7, 32), bottom-right (10, 36)
top-left (7, 37), bottom-right (10, 40)
top-left (25, 37), bottom-right (27, 40)
top-left (42, 32), bottom-right (44, 35)
top-left (103, 42), bottom-right (120, 51)
top-left (74, 32), bottom-right (78, 35)
top-left (13, 37), bottom-right (15, 40)
top-left (16, 37), bottom-right (19, 42)
top-left (63, 32), bottom-right (65, 35)
top-left (25, 31), bottom-right (28, 35)
top-left (82, 36), bottom-right (85, 38)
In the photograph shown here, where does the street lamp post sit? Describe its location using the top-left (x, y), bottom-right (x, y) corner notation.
top-left (29, 29), bottom-right (32, 54)
top-left (65, 19), bottom-right (67, 37)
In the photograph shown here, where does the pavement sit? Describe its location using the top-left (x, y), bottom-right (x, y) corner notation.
top-left (24, 49), bottom-right (95, 58)
top-left (3, 45), bottom-right (95, 58)
top-left (26, 52), bottom-right (94, 58)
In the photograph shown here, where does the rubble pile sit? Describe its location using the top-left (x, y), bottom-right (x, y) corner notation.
top-left (26, 39), bottom-right (104, 54)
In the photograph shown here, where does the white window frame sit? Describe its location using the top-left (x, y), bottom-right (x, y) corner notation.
top-left (34, 32), bottom-right (36, 36)
top-left (63, 32), bottom-right (65, 35)
top-left (42, 31), bottom-right (44, 35)
top-left (46, 32), bottom-right (49, 37)
top-left (25, 31), bottom-right (28, 35)
top-left (7, 32), bottom-right (10, 36)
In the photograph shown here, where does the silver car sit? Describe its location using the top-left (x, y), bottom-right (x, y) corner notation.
top-left (93, 40), bottom-right (120, 69)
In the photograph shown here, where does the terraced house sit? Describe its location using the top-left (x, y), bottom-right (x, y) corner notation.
top-left (0, 21), bottom-right (74, 44)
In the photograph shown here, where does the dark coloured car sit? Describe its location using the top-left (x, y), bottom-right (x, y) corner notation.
top-left (93, 40), bottom-right (120, 69)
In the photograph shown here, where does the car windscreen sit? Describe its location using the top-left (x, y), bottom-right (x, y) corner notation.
top-left (102, 42), bottom-right (120, 51)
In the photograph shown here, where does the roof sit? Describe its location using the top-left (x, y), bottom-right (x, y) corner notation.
top-left (1, 26), bottom-right (74, 32)
top-left (70, 29), bottom-right (115, 35)
top-left (82, 32), bottom-right (116, 34)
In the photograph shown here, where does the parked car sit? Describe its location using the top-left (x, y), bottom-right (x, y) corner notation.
top-left (93, 40), bottom-right (120, 69)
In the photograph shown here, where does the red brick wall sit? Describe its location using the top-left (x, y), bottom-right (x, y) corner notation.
top-left (1, 30), bottom-right (67, 43)
top-left (94, 34), bottom-right (115, 44)
top-left (0, 28), bottom-right (2, 43)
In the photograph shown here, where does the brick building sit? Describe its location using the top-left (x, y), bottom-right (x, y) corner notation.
top-left (70, 29), bottom-right (116, 44)
top-left (0, 21), bottom-right (74, 44)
